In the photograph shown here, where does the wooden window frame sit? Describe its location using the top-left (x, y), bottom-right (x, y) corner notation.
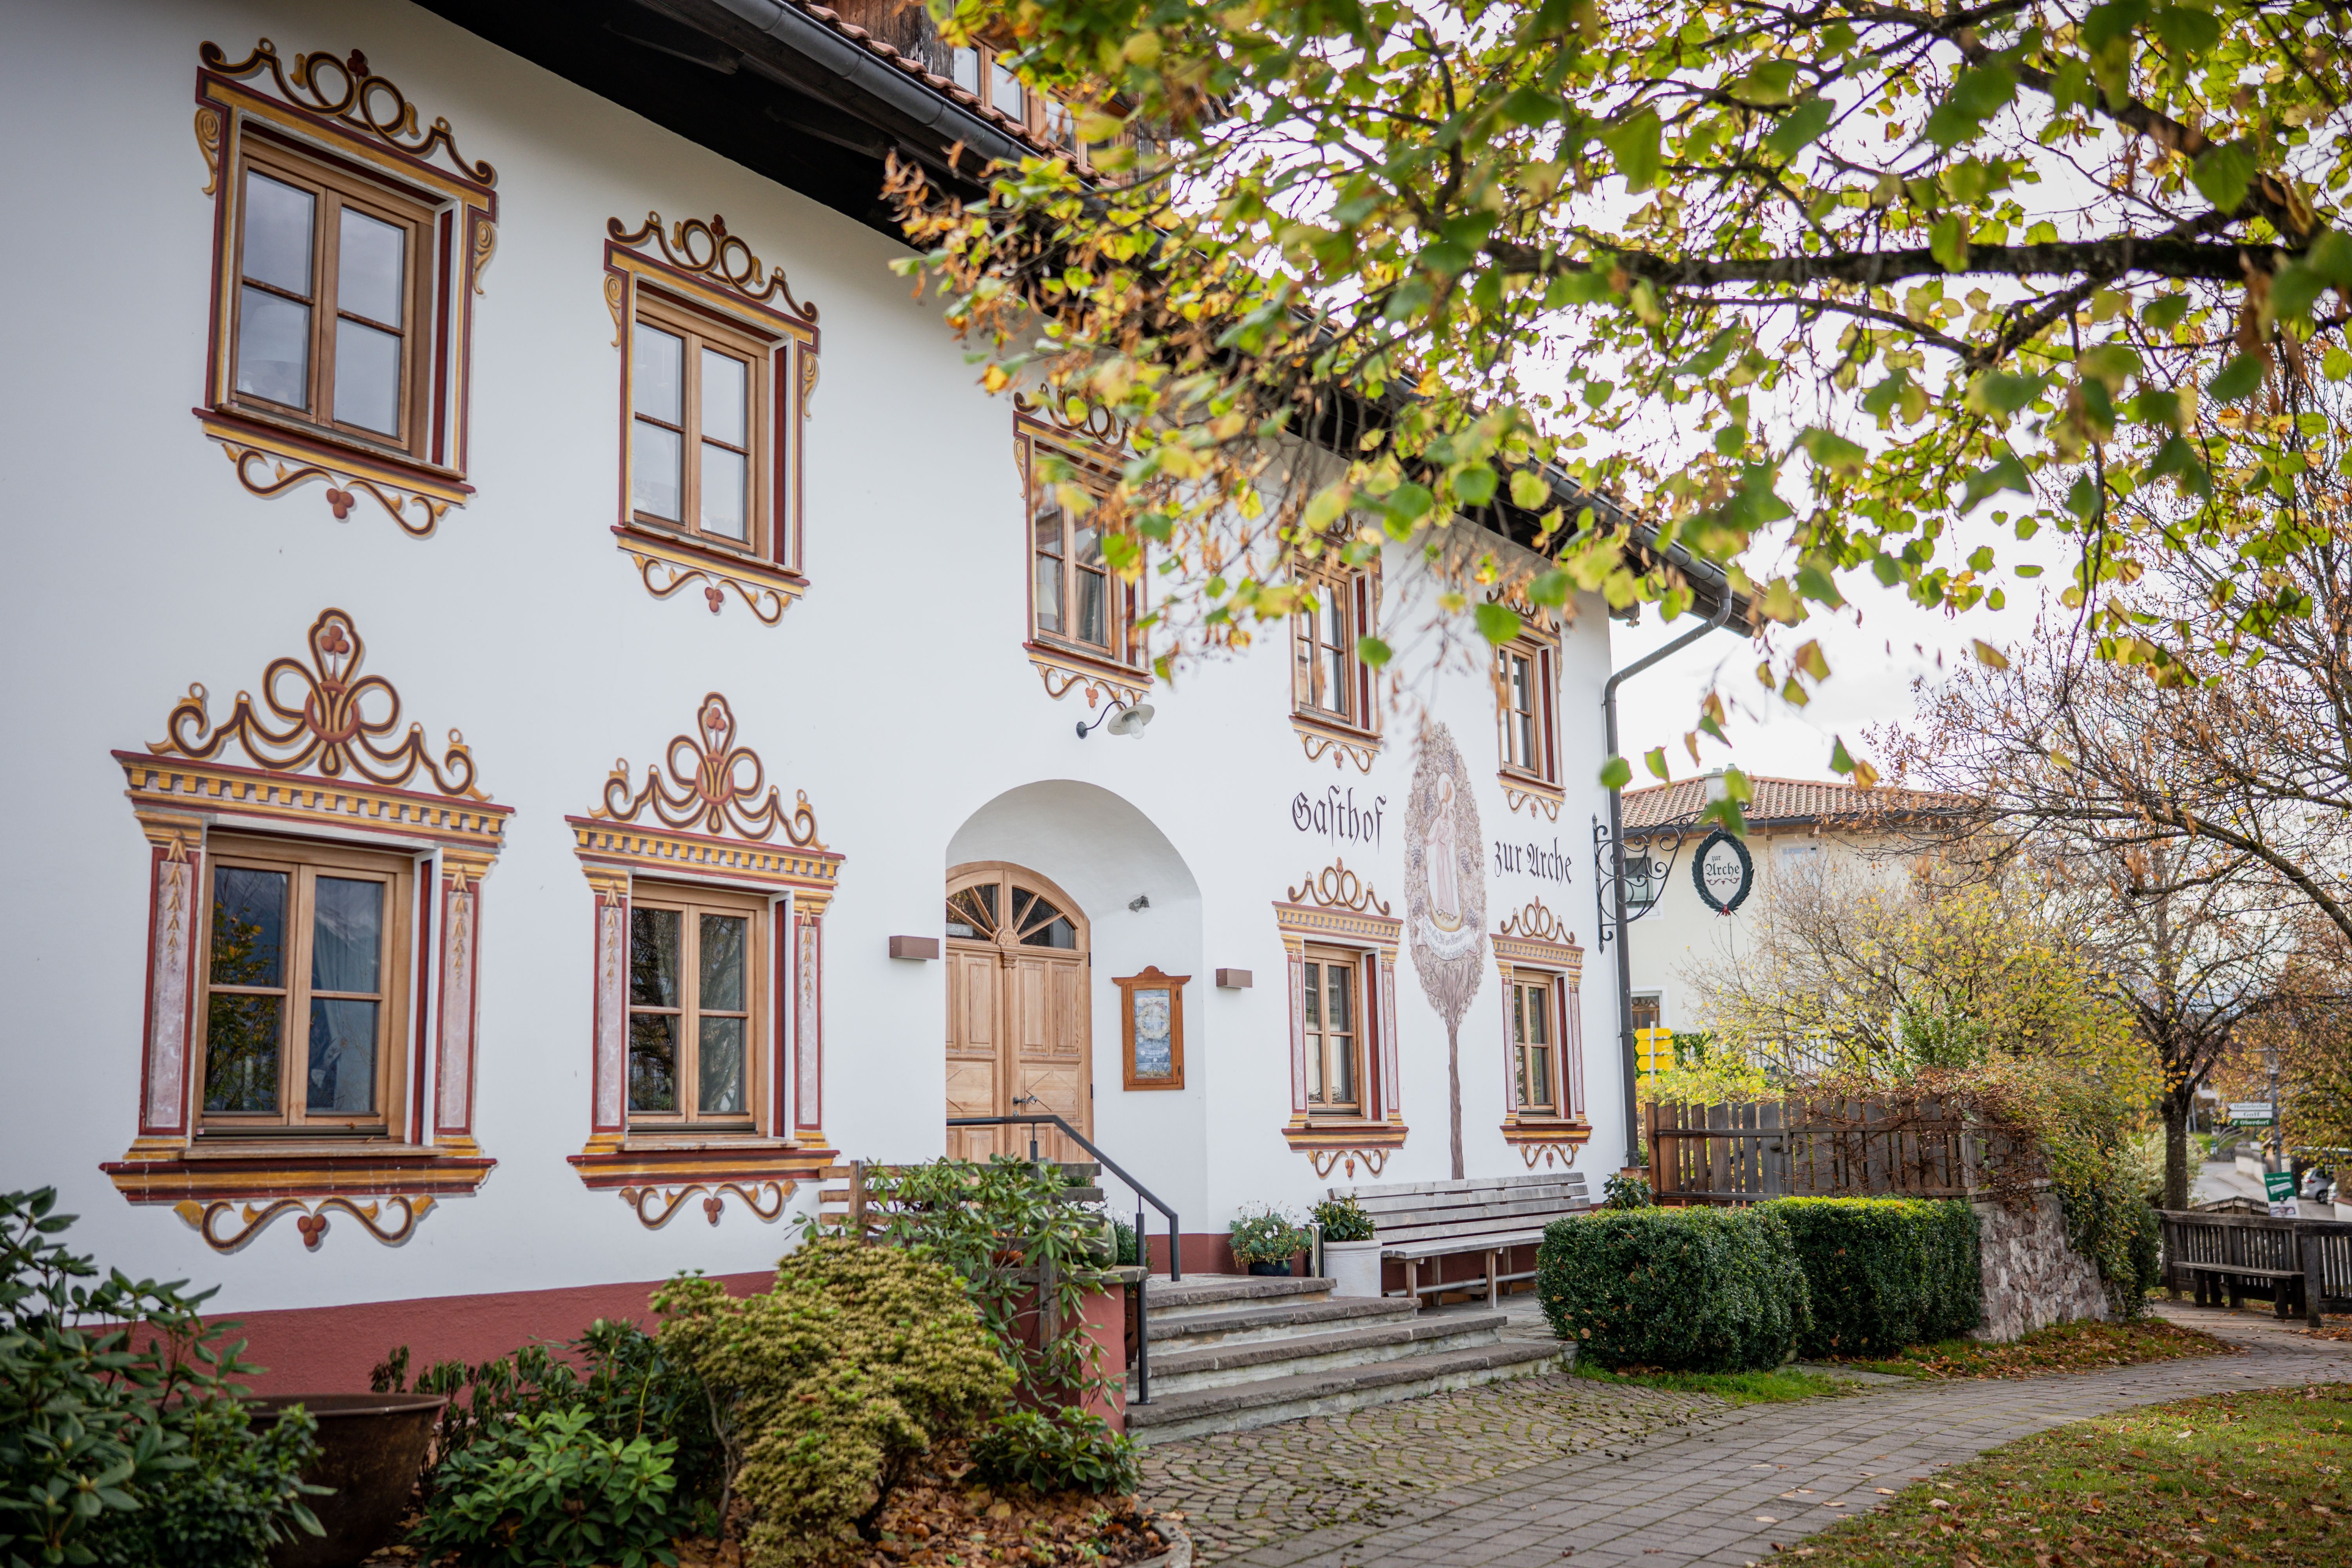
top-left (1292, 566), bottom-right (1379, 738)
top-left (192, 832), bottom-right (415, 1142)
top-left (1023, 430), bottom-right (1142, 669)
top-left (625, 291), bottom-right (775, 560)
top-left (1300, 945), bottom-right (1370, 1117)
top-left (221, 135), bottom-right (439, 464)
top-left (623, 880), bottom-right (770, 1134)
top-left (1495, 633), bottom-right (1561, 787)
top-left (1115, 967), bottom-right (1187, 1092)
top-left (950, 44), bottom-right (1107, 170)
top-left (1510, 972), bottom-right (1564, 1117)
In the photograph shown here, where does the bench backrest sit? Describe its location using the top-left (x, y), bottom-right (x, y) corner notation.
top-left (1329, 1172), bottom-right (1590, 1248)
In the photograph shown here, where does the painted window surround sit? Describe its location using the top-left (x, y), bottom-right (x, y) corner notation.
top-left (566, 693), bottom-right (841, 1228)
top-left (1273, 860), bottom-right (1406, 1179)
top-left (103, 609), bottom-right (506, 1254)
top-left (1016, 401), bottom-right (1151, 711)
top-left (606, 213), bottom-right (818, 626)
top-left (1292, 558), bottom-right (1383, 775)
top-left (193, 40), bottom-right (497, 538)
top-left (1492, 898), bottom-right (1590, 1171)
top-left (1494, 620), bottom-right (1565, 820)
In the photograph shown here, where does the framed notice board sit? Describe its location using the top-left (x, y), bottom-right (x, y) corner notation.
top-left (1115, 967), bottom-right (1187, 1091)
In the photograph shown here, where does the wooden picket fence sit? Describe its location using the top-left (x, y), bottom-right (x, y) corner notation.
top-left (1646, 1096), bottom-right (2038, 1203)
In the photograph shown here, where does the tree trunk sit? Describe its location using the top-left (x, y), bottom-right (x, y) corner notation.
top-left (2162, 1094), bottom-right (2192, 1213)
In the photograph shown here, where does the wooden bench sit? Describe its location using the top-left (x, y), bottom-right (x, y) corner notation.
top-left (2161, 1209), bottom-right (2352, 1325)
top-left (1330, 1173), bottom-right (1591, 1307)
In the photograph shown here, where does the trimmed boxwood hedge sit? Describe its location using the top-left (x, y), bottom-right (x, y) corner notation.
top-left (1536, 1206), bottom-right (1812, 1372)
top-left (1766, 1197), bottom-right (1982, 1357)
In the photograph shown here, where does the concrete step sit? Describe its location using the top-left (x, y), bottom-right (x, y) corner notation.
top-left (1145, 1293), bottom-right (1414, 1349)
top-left (1132, 1312), bottom-right (1510, 1396)
top-left (1141, 1274), bottom-right (1332, 1323)
top-left (1123, 1339), bottom-right (1568, 1445)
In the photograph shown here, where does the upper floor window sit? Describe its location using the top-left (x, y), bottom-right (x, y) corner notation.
top-left (1293, 568), bottom-right (1376, 733)
top-left (952, 45), bottom-right (1113, 169)
top-left (196, 41), bottom-right (497, 533)
top-left (630, 301), bottom-right (767, 549)
top-left (198, 834), bottom-right (414, 1139)
top-left (1025, 435), bottom-right (1137, 664)
top-left (1495, 635), bottom-right (1559, 784)
top-left (627, 882), bottom-right (766, 1130)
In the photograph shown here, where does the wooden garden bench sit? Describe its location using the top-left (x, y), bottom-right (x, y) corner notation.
top-left (1329, 1172), bottom-right (1591, 1307)
top-left (2161, 1209), bottom-right (2352, 1325)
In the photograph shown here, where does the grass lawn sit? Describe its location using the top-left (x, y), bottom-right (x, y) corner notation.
top-left (1787, 1383), bottom-right (2352, 1567)
top-left (1839, 1318), bottom-right (2238, 1380)
top-left (1568, 1358), bottom-right (1857, 1405)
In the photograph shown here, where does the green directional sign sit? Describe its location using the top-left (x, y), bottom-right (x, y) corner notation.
top-left (2229, 1102), bottom-right (2276, 1127)
top-left (2265, 1170), bottom-right (2298, 1217)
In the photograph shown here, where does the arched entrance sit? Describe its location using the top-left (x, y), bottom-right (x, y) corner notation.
top-left (944, 861), bottom-right (1092, 1161)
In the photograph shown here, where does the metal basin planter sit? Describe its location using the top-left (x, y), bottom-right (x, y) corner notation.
top-left (249, 1392), bottom-right (446, 1568)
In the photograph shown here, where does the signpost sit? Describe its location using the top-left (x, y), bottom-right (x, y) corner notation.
top-left (2265, 1169), bottom-right (2299, 1219)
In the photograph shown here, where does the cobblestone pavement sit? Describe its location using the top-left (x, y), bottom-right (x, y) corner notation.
top-left (1144, 1302), bottom-right (2352, 1568)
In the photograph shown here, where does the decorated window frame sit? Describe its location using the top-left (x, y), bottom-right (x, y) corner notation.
top-left (1492, 898), bottom-right (1590, 1171)
top-left (1017, 399), bottom-right (1149, 710)
top-left (606, 214), bottom-right (819, 626)
top-left (568, 693), bottom-right (843, 1229)
top-left (103, 608), bottom-right (508, 1253)
top-left (1291, 558), bottom-right (1382, 773)
top-left (1273, 859), bottom-right (1406, 1179)
top-left (1494, 621), bottom-right (1564, 819)
top-left (193, 40), bottom-right (497, 537)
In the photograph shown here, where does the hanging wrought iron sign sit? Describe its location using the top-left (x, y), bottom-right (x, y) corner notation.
top-left (1691, 829), bottom-right (1754, 914)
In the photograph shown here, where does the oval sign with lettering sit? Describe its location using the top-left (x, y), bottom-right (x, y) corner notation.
top-left (1691, 829), bottom-right (1754, 915)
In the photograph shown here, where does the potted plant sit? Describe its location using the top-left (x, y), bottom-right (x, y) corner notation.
top-left (1227, 1205), bottom-right (1308, 1275)
top-left (1311, 1196), bottom-right (1382, 1297)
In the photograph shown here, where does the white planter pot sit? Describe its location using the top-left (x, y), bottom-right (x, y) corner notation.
top-left (1323, 1238), bottom-right (1384, 1299)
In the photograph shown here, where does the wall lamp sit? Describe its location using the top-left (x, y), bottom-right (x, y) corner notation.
top-left (1076, 702), bottom-right (1154, 740)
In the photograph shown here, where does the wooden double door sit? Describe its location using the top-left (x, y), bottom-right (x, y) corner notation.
top-left (944, 862), bottom-right (1093, 1162)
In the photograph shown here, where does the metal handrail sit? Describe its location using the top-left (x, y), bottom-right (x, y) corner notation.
top-left (946, 1111), bottom-right (1180, 1406)
top-left (946, 1112), bottom-right (1181, 1283)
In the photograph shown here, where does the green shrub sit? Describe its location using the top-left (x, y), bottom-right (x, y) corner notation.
top-left (374, 1317), bottom-right (720, 1520)
top-left (1766, 1197), bottom-right (1982, 1357)
top-left (1227, 1205), bottom-right (1309, 1266)
top-left (411, 1407), bottom-right (682, 1568)
top-left (1, 1188), bottom-right (323, 1568)
top-left (1108, 1217), bottom-right (1142, 1267)
top-left (969, 1408), bottom-right (1139, 1496)
top-left (1601, 1174), bottom-right (1653, 1210)
top-left (1536, 1207), bottom-right (1812, 1372)
top-left (655, 1240), bottom-right (1009, 1568)
top-left (1310, 1196), bottom-right (1376, 1243)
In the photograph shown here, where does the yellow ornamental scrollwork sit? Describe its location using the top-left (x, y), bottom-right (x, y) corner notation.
top-left (593, 693), bottom-right (822, 847)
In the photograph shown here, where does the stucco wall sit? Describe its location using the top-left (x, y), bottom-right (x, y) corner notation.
top-left (0, 0), bottom-right (1635, 1330)
top-left (1971, 1192), bottom-right (2110, 1342)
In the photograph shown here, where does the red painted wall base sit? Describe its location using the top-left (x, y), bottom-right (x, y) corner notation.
top-left (213, 1272), bottom-right (773, 1396)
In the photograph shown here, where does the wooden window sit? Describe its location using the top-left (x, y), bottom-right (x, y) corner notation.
top-left (195, 835), bottom-right (414, 1138)
top-left (1512, 974), bottom-right (1560, 1115)
top-left (225, 143), bottom-right (436, 457)
top-left (1301, 947), bottom-right (1364, 1115)
top-left (1496, 637), bottom-right (1559, 783)
top-left (1027, 440), bottom-right (1134, 662)
top-left (1293, 568), bottom-right (1375, 731)
top-left (951, 45), bottom-right (1103, 169)
top-left (629, 294), bottom-right (771, 553)
top-left (626, 883), bottom-right (766, 1129)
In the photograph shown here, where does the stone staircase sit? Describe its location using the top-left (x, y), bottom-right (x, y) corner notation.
top-left (1122, 1274), bottom-right (1565, 1445)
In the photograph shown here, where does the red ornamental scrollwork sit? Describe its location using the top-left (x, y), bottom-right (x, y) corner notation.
top-left (172, 1194), bottom-right (437, 1252)
top-left (1287, 857), bottom-right (1394, 916)
top-left (607, 212), bottom-right (817, 322)
top-left (594, 694), bottom-right (822, 847)
top-left (149, 608), bottom-right (485, 800)
top-left (199, 39), bottom-right (496, 183)
top-left (617, 1180), bottom-right (793, 1229)
top-left (1498, 899), bottom-right (1572, 944)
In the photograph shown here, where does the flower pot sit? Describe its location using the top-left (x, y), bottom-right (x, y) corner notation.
top-left (1245, 1260), bottom-right (1292, 1276)
top-left (248, 1392), bottom-right (446, 1568)
top-left (1322, 1237), bottom-right (1383, 1298)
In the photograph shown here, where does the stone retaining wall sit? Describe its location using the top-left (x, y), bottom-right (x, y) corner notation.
top-left (1972, 1190), bottom-right (2109, 1341)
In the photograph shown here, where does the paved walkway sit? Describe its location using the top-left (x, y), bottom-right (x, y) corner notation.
top-left (1143, 1303), bottom-right (2352, 1568)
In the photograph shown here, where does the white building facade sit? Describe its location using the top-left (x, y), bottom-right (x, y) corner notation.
top-left (0, 0), bottom-right (1739, 1383)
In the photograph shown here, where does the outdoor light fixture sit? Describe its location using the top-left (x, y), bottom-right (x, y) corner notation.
top-left (1129, 895), bottom-right (1151, 911)
top-left (1075, 702), bottom-right (1154, 740)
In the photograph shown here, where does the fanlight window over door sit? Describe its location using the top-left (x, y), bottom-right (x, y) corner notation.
top-left (945, 880), bottom-right (1080, 950)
